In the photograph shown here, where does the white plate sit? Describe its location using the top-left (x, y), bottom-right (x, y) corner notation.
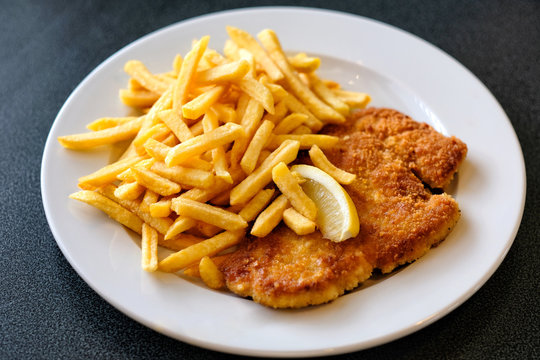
top-left (41, 7), bottom-right (526, 357)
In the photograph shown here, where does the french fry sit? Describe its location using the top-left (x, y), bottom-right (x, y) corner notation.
top-left (139, 189), bottom-right (159, 213)
top-left (160, 233), bottom-right (204, 251)
top-left (196, 59), bottom-right (250, 83)
top-left (172, 198), bottom-right (247, 231)
top-left (165, 216), bottom-right (197, 240)
top-left (272, 162), bottom-right (317, 221)
top-left (178, 166), bottom-right (244, 203)
top-left (173, 36), bottom-right (210, 114)
top-left (124, 60), bottom-right (170, 95)
top-left (230, 98), bottom-right (264, 165)
top-left (211, 103), bottom-right (237, 124)
top-left (150, 161), bottom-right (215, 189)
top-left (86, 117), bottom-right (138, 131)
top-left (141, 223), bottom-right (158, 272)
top-left (196, 221), bottom-right (223, 238)
top-left (77, 155), bottom-right (146, 189)
top-left (238, 188), bottom-right (275, 221)
top-left (114, 181), bottom-right (145, 200)
top-left (143, 138), bottom-right (171, 160)
top-left (132, 167), bottom-right (181, 196)
top-left (202, 109), bottom-right (232, 183)
top-left (309, 145), bottom-right (356, 184)
top-left (157, 109), bottom-right (193, 142)
top-left (240, 120), bottom-right (275, 174)
top-left (183, 254), bottom-right (229, 277)
top-left (282, 207), bottom-right (316, 235)
top-left (119, 89), bottom-right (161, 108)
top-left (149, 197), bottom-right (172, 218)
top-left (58, 116), bottom-right (145, 150)
top-left (182, 85), bottom-right (225, 120)
top-left (273, 113), bottom-right (308, 135)
top-left (226, 26), bottom-right (284, 82)
top-left (307, 73), bottom-right (349, 116)
top-left (331, 89), bottom-right (371, 109)
top-left (98, 184), bottom-right (173, 235)
top-left (230, 139), bottom-right (300, 205)
top-left (290, 125), bottom-right (312, 135)
top-left (281, 93), bottom-right (323, 131)
top-left (158, 229), bottom-right (245, 272)
top-left (236, 76), bottom-right (274, 115)
top-left (132, 123), bottom-right (171, 154)
top-left (165, 122), bottom-right (245, 167)
top-left (199, 256), bottom-right (225, 289)
top-left (288, 52), bottom-right (321, 73)
top-left (69, 190), bottom-right (143, 234)
top-left (266, 134), bottom-right (339, 150)
top-left (257, 29), bottom-right (344, 123)
top-left (251, 195), bottom-right (289, 237)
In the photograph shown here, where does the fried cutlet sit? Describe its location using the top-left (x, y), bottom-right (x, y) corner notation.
top-left (220, 108), bottom-right (467, 308)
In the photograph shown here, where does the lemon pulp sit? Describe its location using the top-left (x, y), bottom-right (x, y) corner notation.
top-left (291, 165), bottom-right (359, 242)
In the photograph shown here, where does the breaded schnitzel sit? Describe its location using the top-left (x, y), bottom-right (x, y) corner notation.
top-left (220, 108), bottom-right (467, 308)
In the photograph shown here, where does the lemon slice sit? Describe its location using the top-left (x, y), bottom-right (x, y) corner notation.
top-left (291, 164), bottom-right (359, 242)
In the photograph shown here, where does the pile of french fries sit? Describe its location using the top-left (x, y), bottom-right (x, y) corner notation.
top-left (59, 27), bottom-right (370, 290)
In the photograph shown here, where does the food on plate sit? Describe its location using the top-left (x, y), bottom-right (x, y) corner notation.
top-left (220, 107), bottom-right (467, 307)
top-left (58, 27), bottom-right (466, 309)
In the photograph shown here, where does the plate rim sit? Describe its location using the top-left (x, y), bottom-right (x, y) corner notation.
top-left (40, 6), bottom-right (527, 357)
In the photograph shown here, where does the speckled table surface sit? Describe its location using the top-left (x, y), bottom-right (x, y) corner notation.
top-left (1, 1), bottom-right (538, 359)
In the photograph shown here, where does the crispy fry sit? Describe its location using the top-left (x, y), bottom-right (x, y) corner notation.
top-left (172, 198), bottom-right (248, 231)
top-left (157, 109), bottom-right (193, 142)
top-left (202, 109), bottom-right (232, 183)
top-left (230, 139), bottom-right (300, 205)
top-left (240, 120), bottom-right (275, 174)
top-left (98, 185), bottom-right (173, 235)
top-left (282, 207), bottom-right (317, 235)
top-left (119, 89), bottom-right (161, 108)
top-left (281, 93), bottom-right (323, 131)
top-left (58, 116), bottom-right (145, 150)
top-left (331, 89), bottom-right (371, 109)
top-left (160, 233), bottom-right (204, 251)
top-left (114, 181), bottom-right (145, 200)
top-left (238, 188), bottom-right (275, 221)
top-left (309, 145), bottom-right (356, 184)
top-left (199, 256), bottom-right (225, 289)
top-left (124, 60), bottom-right (170, 95)
top-left (132, 123), bottom-right (171, 153)
top-left (290, 125), bottom-right (312, 135)
top-left (173, 36), bottom-right (210, 115)
top-left (236, 76), bottom-right (274, 115)
top-left (230, 98), bottom-right (265, 165)
top-left (226, 26), bottom-right (284, 82)
top-left (149, 197), bottom-right (172, 217)
top-left (182, 85), bottom-right (225, 120)
top-left (196, 59), bottom-right (250, 84)
top-left (273, 113), bottom-right (308, 135)
top-left (150, 161), bottom-right (215, 189)
top-left (69, 190), bottom-right (143, 234)
top-left (288, 52), bottom-right (321, 73)
top-left (86, 117), bottom-right (138, 131)
top-left (307, 73), bottom-right (349, 116)
top-left (257, 29), bottom-right (344, 123)
top-left (272, 162), bottom-right (317, 221)
top-left (165, 216), bottom-right (197, 240)
top-left (251, 194), bottom-right (289, 237)
top-left (158, 229), bottom-right (245, 272)
top-left (141, 223), bottom-right (158, 272)
top-left (77, 155), bottom-right (146, 189)
top-left (132, 167), bottom-right (181, 196)
top-left (266, 134), bottom-right (339, 150)
top-left (165, 122), bottom-right (245, 167)
top-left (139, 189), bottom-right (159, 213)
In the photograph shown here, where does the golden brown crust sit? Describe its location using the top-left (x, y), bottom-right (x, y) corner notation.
top-left (221, 227), bottom-right (373, 308)
top-left (220, 107), bottom-right (466, 308)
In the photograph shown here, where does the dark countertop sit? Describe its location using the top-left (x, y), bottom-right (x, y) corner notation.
top-left (1, 1), bottom-right (538, 359)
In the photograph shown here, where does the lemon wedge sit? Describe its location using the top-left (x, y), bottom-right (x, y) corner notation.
top-left (291, 164), bottom-right (359, 242)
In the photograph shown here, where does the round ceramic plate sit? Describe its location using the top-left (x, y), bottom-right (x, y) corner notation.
top-left (41, 7), bottom-right (526, 357)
